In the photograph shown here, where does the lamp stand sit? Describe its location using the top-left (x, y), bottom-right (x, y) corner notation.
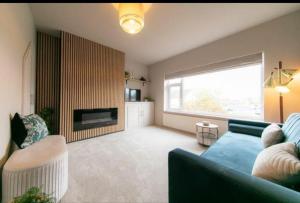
top-left (279, 93), bottom-right (283, 123)
top-left (278, 61), bottom-right (283, 123)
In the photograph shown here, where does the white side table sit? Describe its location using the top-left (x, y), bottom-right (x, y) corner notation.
top-left (196, 122), bottom-right (219, 146)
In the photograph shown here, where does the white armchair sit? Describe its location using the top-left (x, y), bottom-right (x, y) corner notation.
top-left (2, 135), bottom-right (68, 203)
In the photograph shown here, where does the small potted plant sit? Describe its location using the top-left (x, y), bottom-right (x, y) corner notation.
top-left (12, 187), bottom-right (55, 203)
top-left (38, 107), bottom-right (54, 134)
top-left (144, 96), bottom-right (154, 102)
top-left (124, 71), bottom-right (130, 80)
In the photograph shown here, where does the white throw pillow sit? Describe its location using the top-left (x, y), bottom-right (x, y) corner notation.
top-left (261, 123), bottom-right (284, 148)
top-left (252, 142), bottom-right (300, 187)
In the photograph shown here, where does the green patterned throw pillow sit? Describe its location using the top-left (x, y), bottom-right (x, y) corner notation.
top-left (21, 114), bottom-right (49, 148)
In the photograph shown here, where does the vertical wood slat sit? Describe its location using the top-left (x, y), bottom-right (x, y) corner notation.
top-left (60, 31), bottom-right (125, 143)
top-left (36, 32), bottom-right (61, 134)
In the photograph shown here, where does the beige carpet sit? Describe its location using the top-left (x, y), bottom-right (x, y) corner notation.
top-left (61, 126), bottom-right (206, 203)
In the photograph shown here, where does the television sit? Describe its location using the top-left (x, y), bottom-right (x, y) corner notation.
top-left (125, 88), bottom-right (141, 102)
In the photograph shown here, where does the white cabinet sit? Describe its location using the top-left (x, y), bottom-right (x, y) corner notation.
top-left (126, 102), bottom-right (140, 129)
top-left (142, 102), bottom-right (154, 126)
top-left (125, 102), bottom-right (154, 130)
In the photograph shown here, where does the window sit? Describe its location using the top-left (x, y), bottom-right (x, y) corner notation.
top-left (165, 62), bottom-right (263, 120)
top-left (166, 78), bottom-right (182, 109)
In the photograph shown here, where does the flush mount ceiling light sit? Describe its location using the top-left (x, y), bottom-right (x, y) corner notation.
top-left (113, 3), bottom-right (152, 34)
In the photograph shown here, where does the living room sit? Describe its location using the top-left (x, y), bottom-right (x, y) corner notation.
top-left (1, 3), bottom-right (300, 203)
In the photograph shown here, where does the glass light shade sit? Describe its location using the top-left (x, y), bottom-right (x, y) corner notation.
top-left (118, 3), bottom-right (144, 34)
top-left (293, 71), bottom-right (300, 79)
top-left (275, 85), bottom-right (290, 93)
top-left (264, 73), bottom-right (276, 88)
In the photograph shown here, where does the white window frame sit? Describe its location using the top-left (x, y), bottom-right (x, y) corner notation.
top-left (164, 53), bottom-right (264, 121)
top-left (165, 79), bottom-right (183, 110)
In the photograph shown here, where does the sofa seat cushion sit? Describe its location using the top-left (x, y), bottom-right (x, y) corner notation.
top-left (4, 135), bottom-right (67, 171)
top-left (201, 132), bottom-right (263, 174)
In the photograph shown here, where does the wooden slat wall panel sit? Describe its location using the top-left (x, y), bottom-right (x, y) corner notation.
top-left (60, 32), bottom-right (125, 143)
top-left (36, 32), bottom-right (61, 134)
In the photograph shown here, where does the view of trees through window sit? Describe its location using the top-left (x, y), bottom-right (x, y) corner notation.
top-left (165, 63), bottom-right (263, 119)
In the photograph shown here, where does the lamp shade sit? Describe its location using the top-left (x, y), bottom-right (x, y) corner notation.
top-left (264, 72), bottom-right (276, 88)
top-left (282, 69), bottom-right (296, 78)
top-left (118, 3), bottom-right (144, 34)
top-left (293, 69), bottom-right (300, 79)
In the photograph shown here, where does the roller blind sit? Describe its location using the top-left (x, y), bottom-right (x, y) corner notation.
top-left (165, 53), bottom-right (262, 80)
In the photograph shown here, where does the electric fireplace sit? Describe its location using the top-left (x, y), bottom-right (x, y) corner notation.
top-left (73, 108), bottom-right (118, 131)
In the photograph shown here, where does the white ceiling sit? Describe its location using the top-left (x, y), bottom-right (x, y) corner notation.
top-left (30, 3), bottom-right (300, 65)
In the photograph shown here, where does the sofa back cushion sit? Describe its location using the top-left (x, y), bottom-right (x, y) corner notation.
top-left (282, 113), bottom-right (300, 148)
top-left (261, 123), bottom-right (284, 148)
top-left (201, 132), bottom-right (262, 174)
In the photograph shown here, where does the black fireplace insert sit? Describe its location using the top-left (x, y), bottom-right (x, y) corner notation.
top-left (73, 108), bottom-right (118, 131)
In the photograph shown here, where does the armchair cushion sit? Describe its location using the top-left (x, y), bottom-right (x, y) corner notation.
top-left (201, 132), bottom-right (263, 174)
top-left (4, 135), bottom-right (67, 171)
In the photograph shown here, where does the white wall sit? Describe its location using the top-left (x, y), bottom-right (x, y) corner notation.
top-left (149, 10), bottom-right (300, 133)
top-left (0, 4), bottom-right (36, 167)
top-left (125, 56), bottom-right (149, 100)
top-left (163, 113), bottom-right (228, 135)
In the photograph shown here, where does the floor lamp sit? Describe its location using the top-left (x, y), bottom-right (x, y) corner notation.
top-left (264, 61), bottom-right (297, 123)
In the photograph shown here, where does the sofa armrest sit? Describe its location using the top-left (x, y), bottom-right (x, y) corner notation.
top-left (228, 119), bottom-right (274, 137)
top-left (169, 148), bottom-right (300, 203)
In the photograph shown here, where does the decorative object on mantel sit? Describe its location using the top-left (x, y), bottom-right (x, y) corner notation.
top-left (144, 96), bottom-right (154, 102)
top-left (264, 61), bottom-right (299, 123)
top-left (12, 186), bottom-right (54, 203)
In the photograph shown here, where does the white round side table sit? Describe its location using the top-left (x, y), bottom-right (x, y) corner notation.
top-left (196, 122), bottom-right (219, 146)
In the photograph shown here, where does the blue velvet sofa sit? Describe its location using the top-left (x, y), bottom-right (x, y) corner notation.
top-left (168, 113), bottom-right (300, 203)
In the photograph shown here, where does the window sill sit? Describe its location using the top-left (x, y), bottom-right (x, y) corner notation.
top-left (163, 110), bottom-right (263, 122)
